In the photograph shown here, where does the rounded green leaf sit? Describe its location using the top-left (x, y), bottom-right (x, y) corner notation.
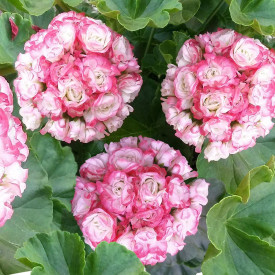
top-left (8, 0), bottom-right (55, 16)
top-left (95, 0), bottom-right (182, 31)
top-left (0, 239), bottom-right (30, 274)
top-left (15, 231), bottom-right (85, 275)
top-left (27, 133), bottom-right (77, 210)
top-left (229, 0), bottom-right (275, 35)
top-left (63, 0), bottom-right (83, 7)
top-left (84, 242), bottom-right (148, 275)
top-left (203, 164), bottom-right (275, 274)
top-left (170, 0), bottom-right (200, 25)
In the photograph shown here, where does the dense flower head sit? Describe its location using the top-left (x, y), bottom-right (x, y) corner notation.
top-left (0, 76), bottom-right (29, 227)
top-left (161, 28), bottom-right (275, 161)
top-left (14, 11), bottom-right (142, 143)
top-left (72, 136), bottom-right (209, 265)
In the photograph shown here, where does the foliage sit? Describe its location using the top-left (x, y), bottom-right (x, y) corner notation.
top-left (229, 0), bottom-right (275, 35)
top-left (92, 0), bottom-right (182, 31)
top-left (15, 232), bottom-right (147, 275)
top-left (202, 158), bottom-right (275, 274)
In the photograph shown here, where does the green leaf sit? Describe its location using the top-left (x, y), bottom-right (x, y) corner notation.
top-left (195, 0), bottom-right (223, 23)
top-left (0, 239), bottom-right (30, 274)
top-left (197, 126), bottom-right (275, 194)
top-left (84, 242), bottom-right (148, 275)
top-left (0, 0), bottom-right (25, 13)
top-left (63, 0), bottom-right (83, 7)
top-left (30, 7), bottom-right (56, 29)
top-left (51, 200), bottom-right (81, 234)
top-left (8, 0), bottom-right (55, 16)
top-left (15, 231), bottom-right (85, 275)
top-left (94, 0), bottom-right (182, 31)
top-left (229, 0), bottom-right (275, 35)
top-left (184, 0), bottom-right (225, 34)
top-left (141, 45), bottom-right (167, 75)
top-left (235, 159), bottom-right (274, 203)
top-left (0, 12), bottom-right (34, 66)
top-left (170, 0), bottom-right (200, 25)
top-left (202, 177), bottom-right (275, 274)
top-left (27, 133), bottom-right (77, 210)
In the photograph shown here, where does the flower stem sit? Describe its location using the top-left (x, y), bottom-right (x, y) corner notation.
top-left (55, 0), bottom-right (71, 12)
top-left (143, 28), bottom-right (155, 58)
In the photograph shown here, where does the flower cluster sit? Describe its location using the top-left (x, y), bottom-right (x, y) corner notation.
top-left (14, 11), bottom-right (142, 143)
top-left (0, 77), bottom-right (28, 227)
top-left (72, 136), bottom-right (209, 265)
top-left (162, 28), bottom-right (275, 161)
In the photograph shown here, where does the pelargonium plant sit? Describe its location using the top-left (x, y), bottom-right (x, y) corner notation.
top-left (72, 136), bottom-right (209, 265)
top-left (0, 76), bottom-right (28, 227)
top-left (14, 11), bottom-right (142, 143)
top-left (161, 28), bottom-right (275, 161)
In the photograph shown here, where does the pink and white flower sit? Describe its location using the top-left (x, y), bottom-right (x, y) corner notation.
top-left (14, 11), bottom-right (142, 143)
top-left (162, 29), bottom-right (275, 161)
top-left (72, 136), bottom-right (209, 265)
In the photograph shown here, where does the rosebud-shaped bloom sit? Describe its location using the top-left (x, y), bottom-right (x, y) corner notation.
top-left (210, 29), bottom-right (236, 53)
top-left (138, 171), bottom-right (166, 206)
top-left (204, 141), bottom-right (230, 161)
top-left (116, 229), bottom-right (135, 251)
top-left (81, 208), bottom-right (116, 249)
top-left (174, 66), bottom-right (198, 99)
top-left (172, 207), bottom-right (200, 239)
top-left (93, 93), bottom-right (122, 121)
top-left (176, 39), bottom-right (202, 67)
top-left (19, 104), bottom-right (42, 131)
top-left (80, 153), bottom-right (108, 182)
top-left (14, 70), bottom-right (42, 101)
top-left (14, 12), bottom-right (142, 143)
top-left (134, 227), bottom-right (167, 265)
top-left (111, 35), bottom-right (135, 71)
top-left (251, 63), bottom-right (275, 85)
top-left (78, 17), bottom-right (112, 53)
top-left (195, 89), bottom-right (232, 118)
top-left (108, 147), bottom-right (143, 171)
top-left (197, 54), bottom-right (237, 87)
top-left (202, 118), bottom-right (232, 141)
top-left (166, 176), bottom-right (190, 208)
top-left (118, 73), bottom-right (143, 103)
top-left (98, 171), bottom-right (134, 215)
top-left (189, 179), bottom-right (209, 205)
top-left (230, 38), bottom-right (267, 69)
top-left (82, 54), bottom-right (118, 93)
top-left (72, 136), bottom-right (209, 265)
top-left (71, 177), bottom-right (98, 221)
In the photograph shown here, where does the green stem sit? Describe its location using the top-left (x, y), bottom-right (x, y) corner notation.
top-left (0, 66), bottom-right (16, 76)
top-left (143, 28), bottom-right (155, 58)
top-left (54, 0), bottom-right (71, 12)
top-left (199, 0), bottom-right (225, 33)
